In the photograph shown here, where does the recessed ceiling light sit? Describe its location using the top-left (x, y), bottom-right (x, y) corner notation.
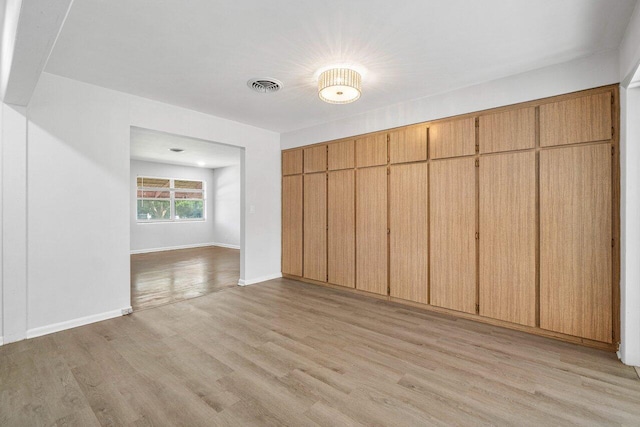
top-left (197, 161), bottom-right (205, 167)
top-left (169, 148), bottom-right (184, 153)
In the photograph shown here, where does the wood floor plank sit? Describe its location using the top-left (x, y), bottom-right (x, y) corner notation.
top-left (1, 273), bottom-right (639, 426)
top-left (130, 246), bottom-right (240, 311)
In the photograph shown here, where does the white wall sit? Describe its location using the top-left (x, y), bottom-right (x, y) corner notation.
top-left (619, 86), bottom-right (640, 366)
top-left (27, 75), bottom-right (131, 333)
top-left (1, 103), bottom-right (28, 343)
top-left (618, 1), bottom-right (640, 367)
top-left (0, 71), bottom-right (281, 340)
top-left (620, 2), bottom-right (640, 83)
top-left (281, 49), bottom-right (620, 148)
top-left (130, 159), bottom-right (217, 253)
top-left (212, 165), bottom-right (241, 248)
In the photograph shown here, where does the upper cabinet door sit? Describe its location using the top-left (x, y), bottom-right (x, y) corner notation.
top-left (328, 140), bottom-right (355, 171)
top-left (304, 145), bottom-right (327, 173)
top-left (389, 126), bottom-right (427, 164)
top-left (479, 107), bottom-right (535, 154)
top-left (540, 92), bottom-right (612, 147)
top-left (355, 134), bottom-right (387, 167)
top-left (429, 117), bottom-right (476, 159)
top-left (282, 150), bottom-right (303, 175)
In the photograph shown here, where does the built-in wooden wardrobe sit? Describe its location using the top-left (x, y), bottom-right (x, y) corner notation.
top-left (281, 85), bottom-right (619, 351)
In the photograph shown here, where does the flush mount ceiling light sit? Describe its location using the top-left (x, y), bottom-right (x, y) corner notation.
top-left (169, 148), bottom-right (184, 153)
top-left (318, 68), bottom-right (361, 104)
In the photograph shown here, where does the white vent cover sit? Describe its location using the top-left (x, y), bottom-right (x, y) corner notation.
top-left (247, 78), bottom-right (283, 93)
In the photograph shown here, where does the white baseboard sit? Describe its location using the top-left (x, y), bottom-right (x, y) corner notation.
top-left (238, 272), bottom-right (282, 286)
top-left (131, 242), bottom-right (240, 254)
top-left (26, 307), bottom-right (131, 339)
top-left (212, 242), bottom-right (241, 250)
top-left (130, 242), bottom-right (217, 254)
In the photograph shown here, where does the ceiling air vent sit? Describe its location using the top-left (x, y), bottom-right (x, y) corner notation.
top-left (247, 78), bottom-right (283, 93)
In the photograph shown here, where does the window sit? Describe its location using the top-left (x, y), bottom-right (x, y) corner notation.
top-left (137, 176), bottom-right (205, 222)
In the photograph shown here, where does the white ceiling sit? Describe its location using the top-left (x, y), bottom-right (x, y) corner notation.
top-left (46, 0), bottom-right (637, 133)
top-left (130, 127), bottom-right (241, 168)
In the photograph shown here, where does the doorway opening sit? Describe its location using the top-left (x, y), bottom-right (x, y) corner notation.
top-left (129, 126), bottom-right (243, 311)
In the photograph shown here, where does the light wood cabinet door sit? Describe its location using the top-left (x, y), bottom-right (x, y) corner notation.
top-left (282, 175), bottom-right (303, 276)
top-left (540, 92), bottom-right (612, 147)
top-left (430, 157), bottom-right (477, 313)
top-left (328, 140), bottom-right (355, 171)
top-left (328, 170), bottom-right (355, 288)
top-left (479, 152), bottom-right (536, 326)
top-left (540, 144), bottom-right (612, 342)
top-left (303, 173), bottom-right (327, 282)
top-left (479, 107), bottom-right (535, 154)
top-left (282, 150), bottom-right (303, 176)
top-left (304, 145), bottom-right (327, 173)
top-left (429, 117), bottom-right (476, 159)
top-left (356, 134), bottom-right (387, 167)
top-left (389, 126), bottom-right (427, 164)
top-left (389, 163), bottom-right (428, 303)
top-left (356, 166), bottom-right (388, 295)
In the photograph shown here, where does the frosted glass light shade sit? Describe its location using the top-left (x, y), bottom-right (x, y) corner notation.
top-left (318, 68), bottom-right (361, 104)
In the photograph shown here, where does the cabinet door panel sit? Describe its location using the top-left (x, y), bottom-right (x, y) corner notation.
top-left (429, 118), bottom-right (476, 159)
top-left (356, 166), bottom-right (387, 295)
top-left (479, 107), bottom-right (535, 154)
top-left (304, 145), bottom-right (327, 173)
top-left (389, 126), bottom-right (427, 164)
top-left (479, 152), bottom-right (536, 326)
top-left (303, 173), bottom-right (327, 281)
top-left (282, 150), bottom-right (303, 175)
top-left (540, 144), bottom-right (612, 342)
top-left (328, 140), bottom-right (355, 171)
top-left (282, 175), bottom-right (303, 276)
top-left (540, 92), bottom-right (612, 147)
top-left (390, 163), bottom-right (428, 303)
top-left (356, 134), bottom-right (387, 167)
top-left (328, 170), bottom-right (355, 287)
top-left (430, 157), bottom-right (476, 313)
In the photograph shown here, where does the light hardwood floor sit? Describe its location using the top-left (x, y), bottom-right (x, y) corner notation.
top-left (1, 277), bottom-right (639, 426)
top-left (130, 246), bottom-right (240, 311)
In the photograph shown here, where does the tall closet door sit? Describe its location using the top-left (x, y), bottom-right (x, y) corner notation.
top-left (303, 173), bottom-right (327, 282)
top-left (356, 166), bottom-right (387, 295)
top-left (328, 170), bottom-right (355, 288)
top-left (540, 144), bottom-right (612, 342)
top-left (430, 157), bottom-right (476, 313)
top-left (389, 163), bottom-right (428, 303)
top-left (282, 175), bottom-right (303, 276)
top-left (479, 152), bottom-right (536, 326)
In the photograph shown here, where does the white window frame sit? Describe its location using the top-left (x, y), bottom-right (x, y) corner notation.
top-left (136, 175), bottom-right (206, 223)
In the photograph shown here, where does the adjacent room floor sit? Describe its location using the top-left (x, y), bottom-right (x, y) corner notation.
top-left (1, 278), bottom-right (639, 426)
top-left (130, 246), bottom-right (239, 311)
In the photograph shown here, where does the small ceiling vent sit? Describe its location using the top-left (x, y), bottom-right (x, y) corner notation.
top-left (247, 78), bottom-right (283, 93)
